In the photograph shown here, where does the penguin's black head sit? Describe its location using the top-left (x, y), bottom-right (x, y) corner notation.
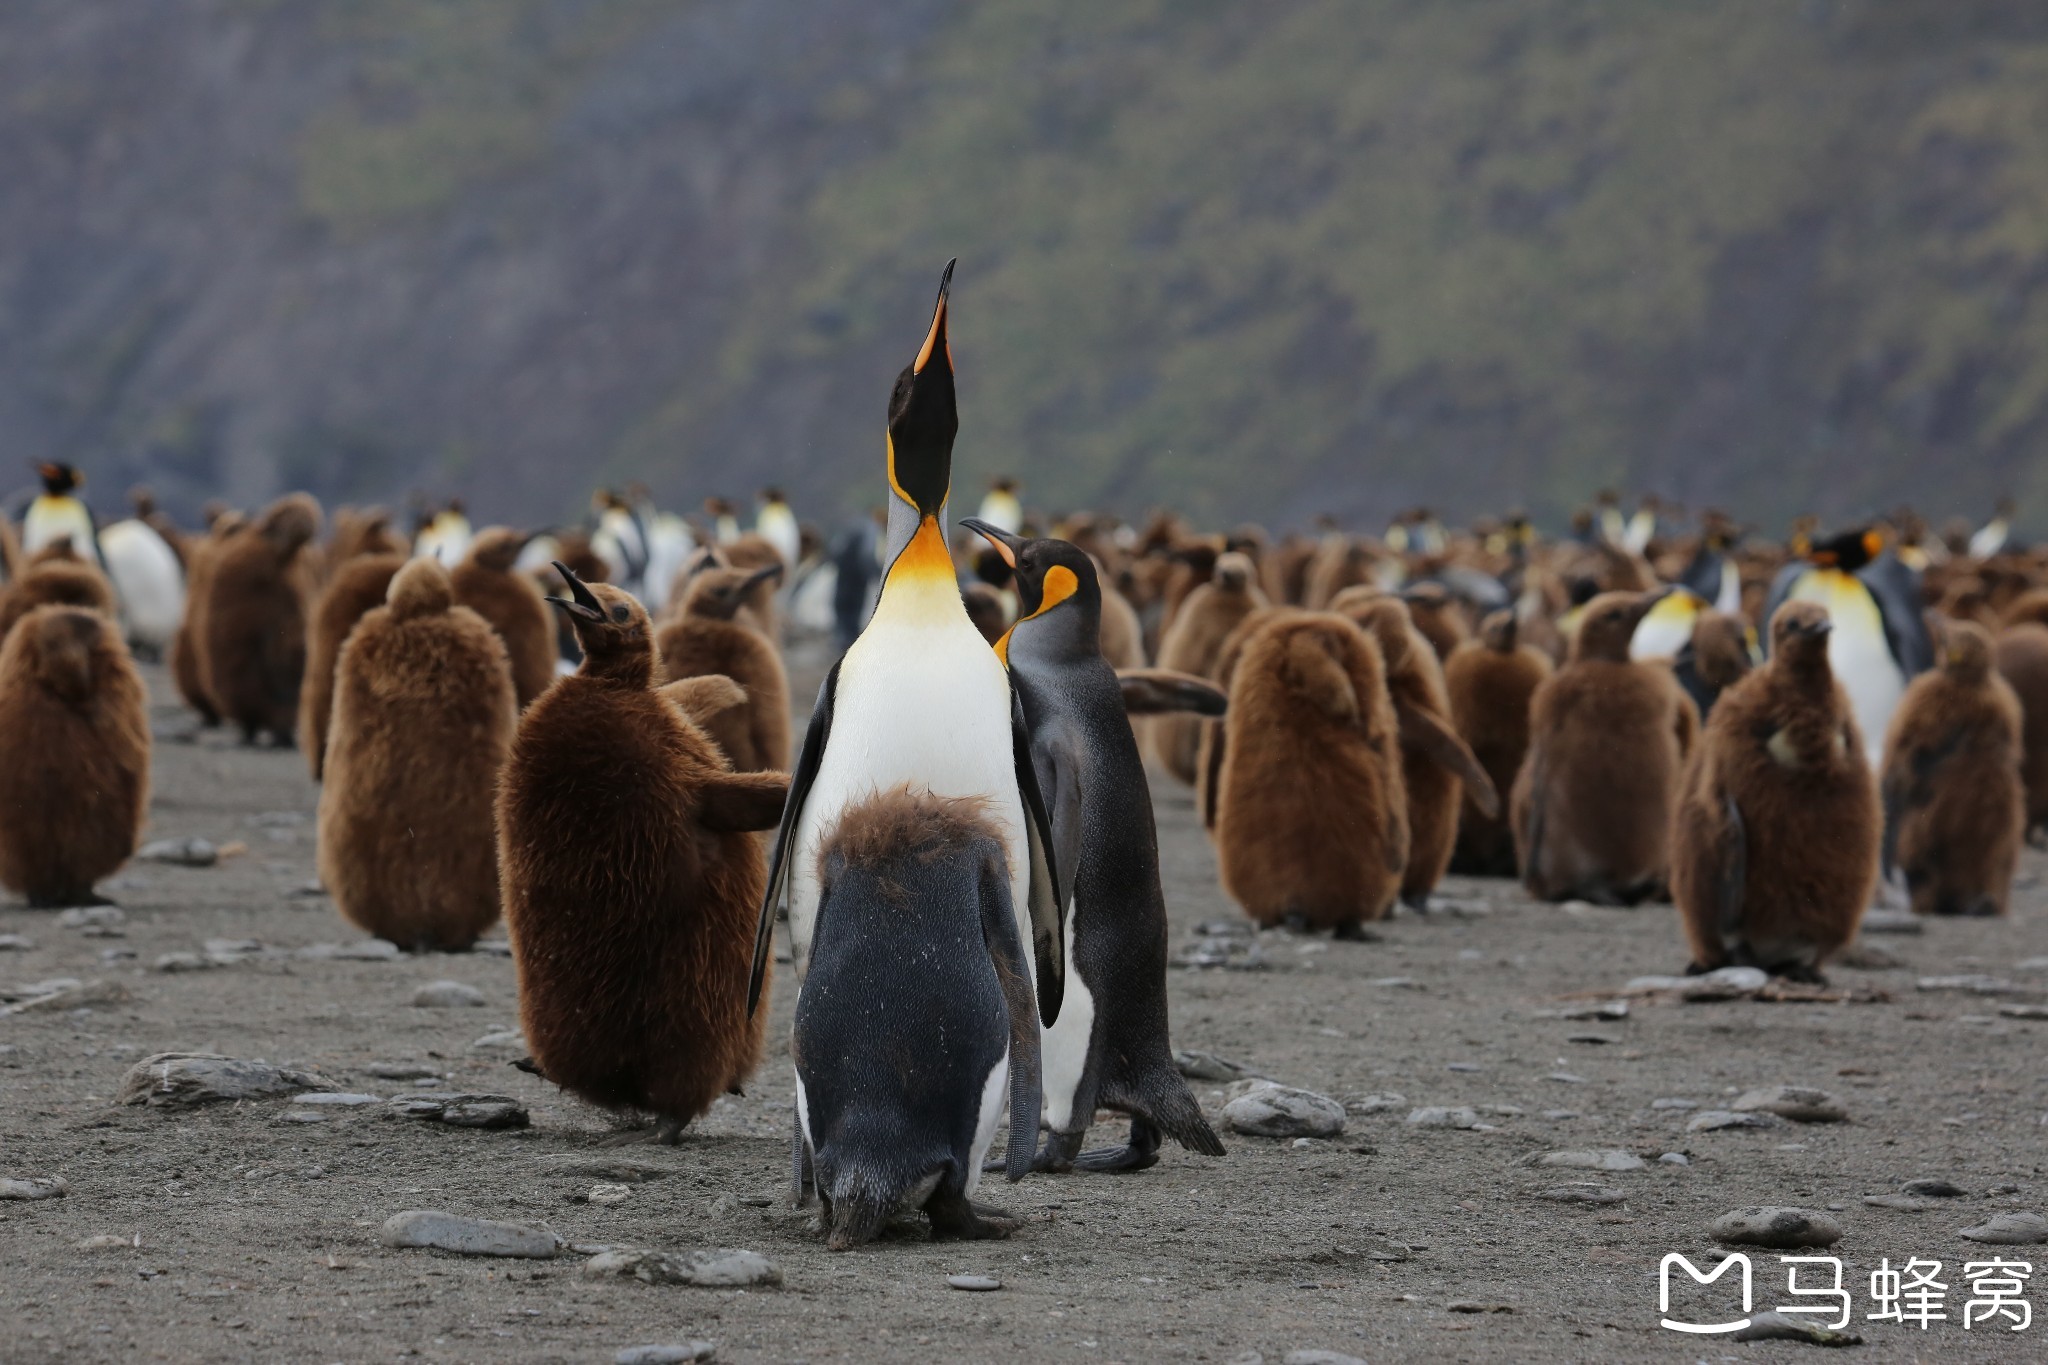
top-left (961, 519), bottom-right (1101, 664)
top-left (1804, 526), bottom-right (1882, 572)
top-left (34, 462), bottom-right (81, 495)
top-left (547, 560), bottom-right (654, 681)
top-left (886, 260), bottom-right (958, 521)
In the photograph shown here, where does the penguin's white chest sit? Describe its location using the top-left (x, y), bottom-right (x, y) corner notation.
top-left (1789, 571), bottom-right (1902, 767)
top-left (23, 497), bottom-right (96, 562)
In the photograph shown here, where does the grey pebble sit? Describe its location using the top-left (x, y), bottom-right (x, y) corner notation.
top-left (152, 952), bottom-right (214, 973)
top-left (135, 837), bottom-right (218, 867)
top-left (1650, 1098), bottom-right (1698, 1111)
top-left (1678, 966), bottom-right (1770, 1000)
top-left (56, 905), bottom-right (124, 929)
top-left (1535, 1183), bottom-right (1624, 1205)
top-left (412, 980), bottom-right (486, 1009)
top-left (583, 1247), bottom-right (781, 1286)
top-left (1445, 1062), bottom-right (1482, 1072)
top-left (1405, 1107), bottom-right (1481, 1130)
top-left (470, 1029), bottom-right (528, 1053)
top-left (381, 1210), bottom-right (559, 1258)
top-left (615, 1346), bottom-right (715, 1365)
top-left (1687, 1109), bottom-right (1785, 1132)
top-left (1223, 1083), bottom-right (1345, 1139)
top-left (1710, 1206), bottom-right (1842, 1249)
top-left (1546, 1072), bottom-right (1587, 1084)
top-left (1535, 1000), bottom-right (1629, 1021)
top-left (535, 1155), bottom-right (677, 1184)
top-left (1863, 1195), bottom-right (1935, 1212)
top-left (0, 1176), bottom-right (71, 1200)
top-left (471, 939), bottom-right (513, 957)
top-left (1173, 1050), bottom-right (1261, 1082)
top-left (0, 934), bottom-right (33, 951)
top-left (291, 1091), bottom-right (383, 1107)
top-left (1658, 1153), bottom-right (1690, 1166)
top-left (1542, 1110), bottom-right (1581, 1121)
top-left (389, 1093), bottom-right (529, 1129)
top-left (1859, 909), bottom-right (1922, 935)
top-left (297, 939), bottom-right (402, 962)
top-left (1901, 1179), bottom-right (1967, 1198)
top-left (364, 1061), bottom-right (442, 1081)
top-left (1730, 1311), bottom-right (1862, 1345)
top-left (1999, 1004), bottom-right (2048, 1020)
top-left (1916, 974), bottom-right (2016, 996)
top-left (1959, 1212), bottom-right (2048, 1245)
top-left (1341, 1092), bottom-right (1406, 1115)
top-left (1733, 1085), bottom-right (1848, 1123)
top-left (1283, 1352), bottom-right (1368, 1365)
top-left (116, 1052), bottom-right (338, 1109)
top-left (1525, 1149), bottom-right (1645, 1172)
top-left (947, 1274), bottom-right (1001, 1291)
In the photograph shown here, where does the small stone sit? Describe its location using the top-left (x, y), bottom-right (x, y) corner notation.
top-left (3, 978), bottom-right (132, 1014)
top-left (0, 1176), bottom-right (71, 1200)
top-left (1959, 1212), bottom-right (2048, 1245)
top-left (1282, 1352), bottom-right (1368, 1365)
top-left (1546, 1072), bottom-right (1586, 1084)
top-left (381, 1210), bottom-right (558, 1259)
top-left (614, 1346), bottom-right (716, 1365)
top-left (389, 1093), bottom-right (529, 1129)
top-left (1916, 974), bottom-right (2015, 995)
top-left (296, 939), bottom-right (402, 962)
top-left (1901, 1179), bottom-right (1967, 1198)
top-left (117, 1053), bottom-right (337, 1108)
top-left (1536, 1183), bottom-right (1624, 1205)
top-left (74, 1234), bottom-right (132, 1249)
top-left (1222, 1083), bottom-right (1345, 1139)
top-left (1834, 941), bottom-right (1903, 970)
top-left (203, 939), bottom-right (263, 959)
top-left (291, 1091), bottom-right (382, 1107)
top-left (1710, 1206), bottom-right (1842, 1249)
top-left (470, 1029), bottom-right (527, 1053)
top-left (1622, 975), bottom-right (1688, 993)
top-left (1990, 1184), bottom-right (2022, 1195)
top-left (363, 1062), bottom-right (442, 1081)
top-left (1658, 1152), bottom-right (1690, 1166)
top-left (135, 837), bottom-right (218, 867)
top-left (1730, 1311), bottom-right (1862, 1345)
top-left (1405, 1106), bottom-right (1481, 1130)
top-left (1688, 1109), bottom-right (1785, 1132)
top-left (1341, 1092), bottom-right (1406, 1115)
top-left (1445, 1301), bottom-right (1514, 1314)
top-left (947, 1274), bottom-right (1001, 1291)
top-left (1542, 1110), bottom-right (1581, 1120)
top-left (1862, 1195), bottom-right (1935, 1212)
top-left (1650, 1098), bottom-right (1698, 1111)
top-left (535, 1155), bottom-right (677, 1183)
top-left (588, 1184), bottom-right (632, 1206)
top-left (57, 906), bottom-right (125, 929)
top-left (582, 1248), bottom-right (780, 1287)
top-left (152, 952), bottom-right (212, 973)
top-left (1858, 909), bottom-right (1923, 935)
top-left (1536, 1000), bottom-right (1629, 1021)
top-left (412, 981), bottom-right (486, 1009)
top-left (1999, 1004), bottom-right (2048, 1020)
top-left (471, 939), bottom-right (513, 957)
top-left (1445, 1062), bottom-right (1482, 1072)
top-left (1733, 1085), bottom-right (1848, 1123)
top-left (1525, 1149), bottom-right (1645, 1172)
top-left (2016, 956), bottom-right (2048, 971)
top-left (1565, 1034), bottom-right (1614, 1045)
top-left (0, 934), bottom-right (32, 951)
top-left (1679, 966), bottom-right (1770, 1000)
top-left (1370, 976), bottom-right (1419, 989)
top-left (1173, 1050), bottom-right (1258, 1082)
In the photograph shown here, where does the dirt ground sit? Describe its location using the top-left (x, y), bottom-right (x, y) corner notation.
top-left (5, 655), bottom-right (2048, 1364)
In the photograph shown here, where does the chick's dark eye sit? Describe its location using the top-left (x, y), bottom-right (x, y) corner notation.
top-left (610, 605), bottom-right (631, 623)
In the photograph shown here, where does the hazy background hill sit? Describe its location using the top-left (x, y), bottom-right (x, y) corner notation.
top-left (5, 0), bottom-right (2048, 533)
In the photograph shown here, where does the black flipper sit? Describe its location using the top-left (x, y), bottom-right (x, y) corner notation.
top-left (1394, 699), bottom-right (1500, 818)
top-left (748, 659), bottom-right (840, 1016)
top-left (1012, 689), bottom-right (1066, 1027)
top-left (981, 847), bottom-right (1044, 1184)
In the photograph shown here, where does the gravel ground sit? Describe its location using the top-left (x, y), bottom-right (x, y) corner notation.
top-left (4, 659), bottom-right (2048, 1363)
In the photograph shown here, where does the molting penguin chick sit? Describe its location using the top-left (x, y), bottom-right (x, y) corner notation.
top-left (300, 552), bottom-right (405, 780)
top-left (1672, 609), bottom-right (1754, 721)
top-left (171, 511), bottom-right (243, 725)
top-left (962, 521), bottom-right (1225, 1173)
top-left (1513, 590), bottom-right (1697, 905)
top-left (0, 607), bottom-right (149, 906)
top-left (656, 561), bottom-right (791, 772)
top-left (499, 564), bottom-right (789, 1141)
top-left (1880, 620), bottom-right (2024, 917)
top-left (1214, 611), bottom-right (1408, 935)
top-left (1445, 610), bottom-right (1552, 877)
top-left (318, 559), bottom-right (516, 951)
top-left (0, 542), bottom-right (117, 647)
top-left (452, 528), bottom-right (557, 708)
top-left (1395, 581), bottom-right (1472, 663)
top-left (795, 787), bottom-right (1042, 1249)
top-left (1672, 602), bottom-right (1879, 980)
top-left (1994, 622), bottom-right (2048, 839)
top-left (1149, 550), bottom-right (1267, 785)
top-left (202, 493), bottom-right (322, 746)
top-left (1339, 594), bottom-right (1498, 912)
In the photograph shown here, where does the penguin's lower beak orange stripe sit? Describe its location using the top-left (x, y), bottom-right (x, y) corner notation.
top-left (915, 293), bottom-right (949, 375)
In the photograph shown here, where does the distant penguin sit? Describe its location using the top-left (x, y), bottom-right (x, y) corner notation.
top-left (794, 787), bottom-right (1041, 1248)
top-left (1626, 587), bottom-right (1706, 663)
top-left (638, 500), bottom-right (696, 617)
top-left (1670, 609), bottom-right (1754, 721)
top-left (1880, 620), bottom-right (2024, 917)
top-left (413, 499), bottom-right (472, 566)
top-left (1097, 569), bottom-right (1147, 669)
top-left (1514, 591), bottom-right (1696, 905)
top-left (318, 559), bottom-right (517, 950)
top-left (0, 543), bottom-right (117, 646)
top-left (1673, 602), bottom-right (1879, 980)
top-left (202, 493), bottom-right (321, 746)
top-left (1679, 517), bottom-right (1743, 615)
top-left (1149, 550), bottom-right (1266, 784)
top-left (21, 463), bottom-right (100, 568)
top-left (1995, 622), bottom-right (2048, 839)
top-left (591, 490), bottom-right (650, 596)
top-left (962, 521), bottom-right (1225, 1173)
top-left (656, 562), bottom-right (791, 772)
top-left (1969, 497), bottom-right (2016, 560)
top-left (500, 564), bottom-right (789, 1141)
top-left (1341, 595), bottom-right (1499, 911)
top-left (327, 506), bottom-right (409, 565)
top-left (1445, 610), bottom-right (1552, 877)
top-left (0, 606), bottom-right (148, 907)
top-left (171, 511), bottom-right (243, 725)
top-left (755, 488), bottom-right (802, 572)
top-left (1394, 582), bottom-right (1472, 663)
top-left (299, 552), bottom-right (405, 780)
top-left (1214, 611), bottom-right (1408, 935)
top-left (975, 477), bottom-right (1024, 536)
top-left (705, 497), bottom-right (743, 545)
top-left (963, 581), bottom-right (1011, 645)
top-left (719, 533), bottom-right (788, 641)
top-left (452, 528), bottom-right (556, 709)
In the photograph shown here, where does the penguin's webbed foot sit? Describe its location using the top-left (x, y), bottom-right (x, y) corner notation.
top-left (1399, 891), bottom-right (1431, 916)
top-left (654, 1115), bottom-right (687, 1145)
top-left (1775, 964), bottom-right (1828, 987)
top-left (982, 1129), bottom-right (1080, 1175)
top-left (1280, 911), bottom-right (1314, 935)
top-left (927, 1189), bottom-right (1016, 1242)
top-left (28, 890), bottom-right (115, 910)
top-left (1331, 919), bottom-right (1380, 943)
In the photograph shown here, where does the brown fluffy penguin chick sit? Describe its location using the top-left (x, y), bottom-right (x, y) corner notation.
top-left (962, 581), bottom-right (1011, 645)
top-left (0, 607), bottom-right (149, 907)
top-left (1445, 610), bottom-right (1552, 876)
top-left (1340, 595), bottom-right (1499, 912)
top-left (202, 493), bottom-right (321, 745)
top-left (171, 512), bottom-right (242, 725)
top-left (1880, 620), bottom-right (2025, 917)
top-left (326, 507), bottom-right (407, 566)
top-left (1513, 591), bottom-right (1696, 905)
top-left (1150, 550), bottom-right (1267, 784)
top-left (300, 552), bottom-right (405, 780)
top-left (1995, 622), bottom-right (2048, 838)
top-left (452, 529), bottom-right (556, 708)
top-left (1215, 611), bottom-right (1408, 935)
top-left (1672, 602), bottom-right (1877, 980)
top-left (1397, 582), bottom-right (1472, 663)
top-left (499, 565), bottom-right (791, 1141)
top-left (655, 563), bottom-right (791, 772)
top-left (317, 559), bottom-right (516, 950)
top-left (1097, 571), bottom-right (1146, 668)
top-left (0, 548), bottom-right (117, 646)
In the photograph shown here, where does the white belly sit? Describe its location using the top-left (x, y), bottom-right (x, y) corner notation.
top-left (99, 520), bottom-right (185, 647)
top-left (23, 500), bottom-right (96, 562)
top-left (786, 611), bottom-right (1029, 976)
top-left (1788, 572), bottom-right (1902, 768)
top-left (1039, 895), bottom-right (1094, 1133)
top-left (966, 1049), bottom-right (1010, 1198)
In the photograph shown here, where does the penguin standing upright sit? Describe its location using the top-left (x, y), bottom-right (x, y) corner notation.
top-left (657, 562), bottom-right (791, 772)
top-left (961, 522), bottom-right (1224, 1174)
top-left (451, 528), bottom-right (556, 709)
top-left (755, 488), bottom-right (802, 572)
top-left (1445, 609), bottom-right (1552, 876)
top-left (202, 493), bottom-right (322, 746)
top-left (20, 464), bottom-right (100, 568)
top-left (1149, 550), bottom-right (1266, 784)
top-left (749, 261), bottom-right (1065, 1036)
top-left (97, 505), bottom-right (185, 662)
top-left (299, 552), bottom-right (405, 780)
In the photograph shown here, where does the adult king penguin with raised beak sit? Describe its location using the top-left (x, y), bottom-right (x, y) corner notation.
top-left (749, 262), bottom-right (1066, 1030)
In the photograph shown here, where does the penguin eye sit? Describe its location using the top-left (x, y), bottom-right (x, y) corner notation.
top-left (609, 605), bottom-right (631, 623)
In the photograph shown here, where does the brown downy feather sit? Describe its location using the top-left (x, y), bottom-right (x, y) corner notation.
top-left (1097, 571), bottom-right (1146, 668)
top-left (300, 553), bottom-right (405, 780)
top-left (0, 549), bottom-right (117, 647)
top-left (499, 575), bottom-right (789, 1134)
top-left (171, 512), bottom-right (243, 724)
top-left (1195, 605), bottom-right (1283, 830)
top-left (1672, 601), bottom-right (1878, 978)
top-left (318, 558), bottom-right (516, 950)
top-left (327, 507), bottom-right (408, 567)
top-left (0, 607), bottom-right (149, 906)
top-left (655, 565), bottom-right (791, 772)
top-left (1445, 610), bottom-right (1553, 876)
top-left (1214, 611), bottom-right (1408, 933)
top-left (1397, 582), bottom-right (1473, 663)
top-left (453, 528), bottom-right (556, 708)
top-left (1149, 551), bottom-right (1267, 784)
top-left (1995, 622), bottom-right (2048, 837)
top-left (202, 493), bottom-right (322, 745)
top-left (1881, 620), bottom-right (2024, 916)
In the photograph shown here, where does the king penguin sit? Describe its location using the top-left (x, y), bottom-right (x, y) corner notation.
top-left (748, 261), bottom-right (1065, 1031)
top-left (21, 463), bottom-right (101, 568)
top-left (962, 520), bottom-right (1224, 1173)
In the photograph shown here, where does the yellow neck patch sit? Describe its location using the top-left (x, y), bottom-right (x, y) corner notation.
top-left (993, 563), bottom-right (1078, 664)
top-left (885, 514), bottom-right (955, 586)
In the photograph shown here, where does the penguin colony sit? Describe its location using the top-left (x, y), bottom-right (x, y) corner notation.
top-left (7, 263), bottom-right (2047, 1256)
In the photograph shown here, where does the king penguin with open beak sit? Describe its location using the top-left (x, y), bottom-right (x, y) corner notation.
top-left (749, 261), bottom-right (1066, 1030)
